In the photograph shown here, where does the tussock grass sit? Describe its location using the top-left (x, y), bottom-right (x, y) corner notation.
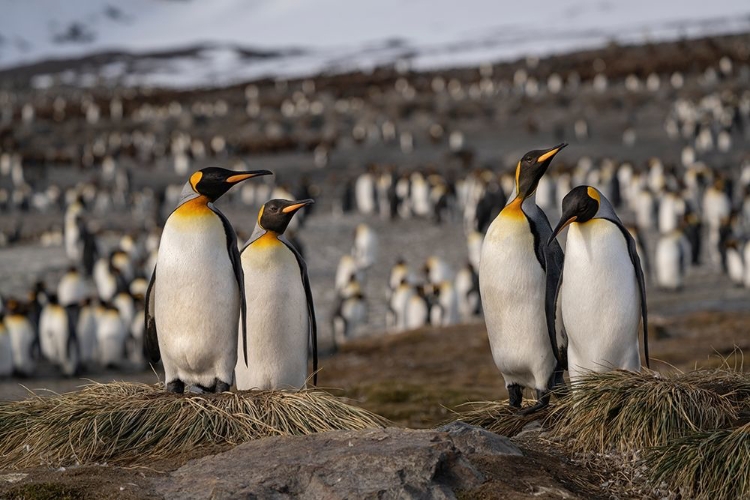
top-left (454, 400), bottom-right (556, 437)
top-left (0, 382), bottom-right (389, 469)
top-left (647, 421), bottom-right (750, 500)
top-left (550, 370), bottom-right (738, 453)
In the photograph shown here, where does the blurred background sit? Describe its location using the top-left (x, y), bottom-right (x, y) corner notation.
top-left (0, 0), bottom-right (749, 401)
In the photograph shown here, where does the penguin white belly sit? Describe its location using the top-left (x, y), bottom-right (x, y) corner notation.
top-left (155, 213), bottom-right (239, 387)
top-left (479, 213), bottom-right (555, 391)
top-left (58, 277), bottom-right (86, 306)
top-left (39, 306), bottom-right (66, 365)
top-left (561, 221), bottom-right (641, 381)
top-left (97, 315), bottom-right (125, 367)
top-left (6, 316), bottom-right (36, 376)
top-left (235, 239), bottom-right (307, 391)
top-left (76, 308), bottom-right (98, 364)
top-left (389, 287), bottom-right (414, 332)
top-left (405, 297), bottom-right (428, 330)
top-left (727, 249), bottom-right (744, 286)
top-left (655, 236), bottom-right (683, 290)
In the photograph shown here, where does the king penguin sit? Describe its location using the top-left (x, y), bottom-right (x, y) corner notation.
top-left (234, 199), bottom-right (317, 391)
top-left (549, 186), bottom-right (649, 382)
top-left (479, 144), bottom-right (567, 414)
top-left (145, 167), bottom-right (272, 393)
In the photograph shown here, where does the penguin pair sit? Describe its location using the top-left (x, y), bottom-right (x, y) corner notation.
top-left (145, 168), bottom-right (317, 393)
top-left (481, 145), bottom-right (648, 414)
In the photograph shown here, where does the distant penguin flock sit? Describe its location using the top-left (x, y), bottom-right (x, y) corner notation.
top-left (1, 39), bottom-right (750, 405)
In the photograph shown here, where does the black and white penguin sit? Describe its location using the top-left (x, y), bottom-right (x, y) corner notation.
top-left (57, 267), bottom-right (87, 306)
top-left (145, 167), bottom-right (272, 393)
top-left (234, 199), bottom-right (317, 391)
top-left (387, 280), bottom-right (414, 333)
top-left (331, 277), bottom-right (367, 348)
top-left (479, 144), bottom-right (567, 413)
top-left (3, 299), bottom-right (36, 376)
top-left (655, 230), bottom-right (689, 291)
top-left (97, 303), bottom-right (126, 368)
top-left (454, 262), bottom-right (481, 320)
top-left (38, 294), bottom-right (79, 377)
top-left (549, 186), bottom-right (649, 382)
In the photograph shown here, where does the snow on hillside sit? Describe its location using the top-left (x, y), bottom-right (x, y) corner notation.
top-left (2, 0), bottom-right (750, 88)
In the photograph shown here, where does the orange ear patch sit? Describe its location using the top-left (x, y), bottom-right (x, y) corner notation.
top-left (587, 186), bottom-right (601, 203)
top-left (189, 171), bottom-right (203, 192)
top-left (257, 204), bottom-right (265, 225)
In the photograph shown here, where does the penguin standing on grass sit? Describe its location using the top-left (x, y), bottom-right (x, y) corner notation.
top-left (549, 186), bottom-right (649, 382)
top-left (234, 199), bottom-right (317, 391)
top-left (145, 167), bottom-right (272, 393)
top-left (479, 144), bottom-right (567, 414)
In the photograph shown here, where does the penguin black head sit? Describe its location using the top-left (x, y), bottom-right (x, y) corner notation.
top-left (548, 185), bottom-right (601, 244)
top-left (515, 143), bottom-right (567, 199)
top-left (189, 167), bottom-right (273, 202)
top-left (258, 199), bottom-right (314, 234)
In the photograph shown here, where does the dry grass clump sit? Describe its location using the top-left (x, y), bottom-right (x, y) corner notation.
top-left (0, 382), bottom-right (389, 469)
top-left (550, 370), bottom-right (738, 453)
top-left (679, 367), bottom-right (750, 415)
top-left (453, 400), bottom-right (556, 437)
top-left (647, 421), bottom-right (750, 500)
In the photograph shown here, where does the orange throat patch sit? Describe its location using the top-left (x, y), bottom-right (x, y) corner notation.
top-left (500, 197), bottom-right (526, 221)
top-left (173, 196), bottom-right (213, 219)
top-left (252, 231), bottom-right (283, 249)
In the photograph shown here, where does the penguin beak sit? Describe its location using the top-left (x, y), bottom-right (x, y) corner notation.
top-left (281, 199), bottom-right (315, 213)
top-left (548, 216), bottom-right (577, 245)
top-left (226, 170), bottom-right (273, 184)
top-left (537, 143), bottom-right (567, 165)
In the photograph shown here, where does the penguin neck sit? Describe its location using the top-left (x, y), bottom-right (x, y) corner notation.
top-left (248, 223), bottom-right (283, 249)
top-left (502, 194), bottom-right (535, 220)
top-left (174, 194), bottom-right (213, 218)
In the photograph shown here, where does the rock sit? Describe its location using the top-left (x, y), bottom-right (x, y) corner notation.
top-left (155, 425), bottom-right (522, 500)
top-left (437, 420), bottom-right (523, 456)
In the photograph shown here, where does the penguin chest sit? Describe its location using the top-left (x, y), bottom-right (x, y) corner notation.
top-left (155, 213), bottom-right (239, 377)
top-left (479, 213), bottom-right (553, 387)
top-left (561, 221), bottom-right (641, 375)
top-left (237, 238), bottom-right (308, 390)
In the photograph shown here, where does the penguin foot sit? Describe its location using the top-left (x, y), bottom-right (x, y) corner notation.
top-left (166, 380), bottom-right (185, 394)
top-left (518, 391), bottom-right (551, 416)
top-left (214, 379), bottom-right (230, 393)
top-left (507, 384), bottom-right (523, 408)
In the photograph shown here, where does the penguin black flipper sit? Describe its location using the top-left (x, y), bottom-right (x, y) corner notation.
top-left (603, 217), bottom-right (650, 369)
top-left (210, 205), bottom-right (248, 366)
top-left (547, 249), bottom-right (568, 372)
top-left (65, 305), bottom-right (79, 363)
top-left (144, 266), bottom-right (160, 363)
top-left (524, 208), bottom-right (563, 365)
top-left (280, 235), bottom-right (318, 386)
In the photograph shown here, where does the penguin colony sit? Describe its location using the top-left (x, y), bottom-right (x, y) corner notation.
top-left (1, 35), bottom-right (750, 394)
